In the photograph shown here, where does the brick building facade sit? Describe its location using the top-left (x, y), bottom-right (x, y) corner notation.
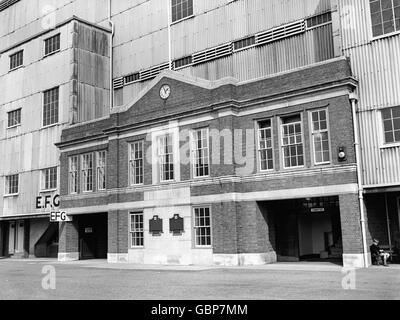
top-left (56, 57), bottom-right (369, 268)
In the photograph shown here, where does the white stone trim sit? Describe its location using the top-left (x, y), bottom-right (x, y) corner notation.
top-left (342, 253), bottom-right (371, 268)
top-left (213, 252), bottom-right (277, 266)
top-left (58, 252), bottom-right (79, 261)
top-left (63, 183), bottom-right (359, 215)
top-left (108, 253), bottom-right (129, 263)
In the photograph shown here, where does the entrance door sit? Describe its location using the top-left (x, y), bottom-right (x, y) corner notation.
top-left (276, 211), bottom-right (299, 260)
top-left (16, 220), bottom-right (24, 253)
top-left (8, 222), bottom-right (15, 254)
top-left (80, 227), bottom-right (96, 259)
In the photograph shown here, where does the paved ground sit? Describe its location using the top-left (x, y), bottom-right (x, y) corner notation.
top-left (0, 259), bottom-right (399, 300)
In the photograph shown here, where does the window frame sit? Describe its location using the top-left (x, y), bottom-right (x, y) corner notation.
top-left (157, 134), bottom-right (175, 182)
top-left (42, 87), bottom-right (59, 128)
top-left (171, 0), bottom-right (194, 24)
top-left (309, 109), bottom-right (331, 166)
top-left (256, 119), bottom-right (275, 172)
top-left (5, 174), bottom-right (19, 196)
top-left (44, 33), bottom-right (61, 57)
top-left (7, 108), bottom-right (22, 128)
top-left (96, 150), bottom-right (107, 191)
top-left (68, 156), bottom-right (79, 194)
top-left (81, 153), bottom-right (94, 193)
top-left (193, 206), bottom-right (212, 248)
top-left (369, 0), bottom-right (400, 39)
top-left (41, 167), bottom-right (58, 192)
top-left (9, 50), bottom-right (23, 71)
top-left (191, 127), bottom-right (210, 179)
top-left (130, 212), bottom-right (144, 248)
top-left (129, 140), bottom-right (144, 186)
top-left (381, 106), bottom-right (400, 145)
top-left (280, 114), bottom-right (305, 169)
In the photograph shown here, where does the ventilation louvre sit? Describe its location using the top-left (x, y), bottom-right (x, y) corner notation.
top-left (140, 62), bottom-right (170, 81)
top-left (113, 77), bottom-right (124, 90)
top-left (192, 43), bottom-right (232, 66)
top-left (256, 19), bottom-right (305, 46)
top-left (0, 0), bottom-right (20, 12)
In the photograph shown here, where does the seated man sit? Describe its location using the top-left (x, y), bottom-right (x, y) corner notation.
top-left (370, 239), bottom-right (390, 266)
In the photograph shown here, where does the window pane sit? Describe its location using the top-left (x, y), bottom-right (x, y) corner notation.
top-left (194, 207), bottom-right (211, 247)
top-left (171, 0), bottom-right (193, 22)
top-left (43, 87), bottom-right (59, 126)
top-left (383, 107), bottom-right (400, 143)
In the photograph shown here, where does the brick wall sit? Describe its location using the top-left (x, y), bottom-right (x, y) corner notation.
top-left (108, 210), bottom-right (129, 254)
top-left (339, 193), bottom-right (364, 254)
top-left (58, 221), bottom-right (78, 253)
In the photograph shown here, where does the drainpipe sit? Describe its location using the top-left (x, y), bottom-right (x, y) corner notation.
top-left (167, 0), bottom-right (172, 70)
top-left (384, 194), bottom-right (393, 258)
top-left (350, 92), bottom-right (369, 268)
top-left (108, 0), bottom-right (115, 109)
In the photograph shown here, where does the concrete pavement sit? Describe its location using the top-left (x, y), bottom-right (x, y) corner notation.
top-left (0, 259), bottom-right (399, 300)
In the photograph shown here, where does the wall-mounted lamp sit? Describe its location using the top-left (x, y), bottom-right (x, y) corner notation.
top-left (338, 147), bottom-right (347, 162)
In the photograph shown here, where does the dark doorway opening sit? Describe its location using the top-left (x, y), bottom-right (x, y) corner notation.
top-left (264, 196), bottom-right (343, 263)
top-left (77, 213), bottom-right (107, 260)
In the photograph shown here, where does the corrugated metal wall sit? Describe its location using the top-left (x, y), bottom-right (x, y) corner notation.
top-left (113, 0), bottom-right (332, 77)
top-left (120, 0), bottom-right (335, 104)
top-left (339, 0), bottom-right (400, 186)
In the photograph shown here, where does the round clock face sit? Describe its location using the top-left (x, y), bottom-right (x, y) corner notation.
top-left (160, 84), bottom-right (171, 100)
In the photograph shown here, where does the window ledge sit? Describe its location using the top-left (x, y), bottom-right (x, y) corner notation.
top-left (6, 124), bottom-right (21, 130)
top-left (171, 14), bottom-right (194, 26)
top-left (8, 65), bottom-right (24, 73)
top-left (39, 188), bottom-right (57, 193)
top-left (372, 30), bottom-right (400, 42)
top-left (43, 49), bottom-right (60, 59)
top-left (380, 143), bottom-right (400, 149)
top-left (3, 193), bottom-right (19, 198)
top-left (41, 123), bottom-right (60, 130)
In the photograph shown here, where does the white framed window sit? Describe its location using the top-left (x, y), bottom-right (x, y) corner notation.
top-left (43, 87), bottom-right (59, 127)
top-left (191, 128), bottom-right (210, 178)
top-left (193, 207), bottom-right (212, 247)
top-left (44, 33), bottom-right (60, 56)
top-left (257, 119), bottom-right (274, 171)
top-left (81, 153), bottom-right (93, 192)
top-left (382, 106), bottom-right (400, 144)
top-left (130, 212), bottom-right (144, 247)
top-left (5, 174), bottom-right (19, 195)
top-left (171, 0), bottom-right (193, 23)
top-left (42, 167), bottom-right (57, 191)
top-left (370, 0), bottom-right (400, 38)
top-left (96, 151), bottom-right (107, 191)
top-left (129, 141), bottom-right (144, 185)
top-left (7, 109), bottom-right (21, 128)
top-left (69, 156), bottom-right (78, 194)
top-left (10, 50), bottom-right (23, 70)
top-left (158, 134), bottom-right (174, 182)
top-left (281, 115), bottom-right (304, 168)
top-left (310, 109), bottom-right (330, 165)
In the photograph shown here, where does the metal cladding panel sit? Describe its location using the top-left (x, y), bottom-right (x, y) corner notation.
top-left (171, 0), bottom-right (332, 58)
top-left (338, 0), bottom-right (400, 186)
top-left (0, 0), bottom-right (109, 49)
top-left (339, 0), bottom-right (372, 50)
top-left (183, 25), bottom-right (333, 82)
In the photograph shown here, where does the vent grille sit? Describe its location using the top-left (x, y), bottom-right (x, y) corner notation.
top-left (113, 77), bottom-right (124, 90)
top-left (192, 43), bottom-right (232, 65)
top-left (256, 20), bottom-right (305, 46)
top-left (173, 56), bottom-right (193, 69)
top-left (140, 62), bottom-right (170, 81)
top-left (0, 0), bottom-right (20, 12)
top-left (233, 36), bottom-right (256, 51)
top-left (306, 12), bottom-right (332, 29)
top-left (124, 72), bottom-right (140, 84)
